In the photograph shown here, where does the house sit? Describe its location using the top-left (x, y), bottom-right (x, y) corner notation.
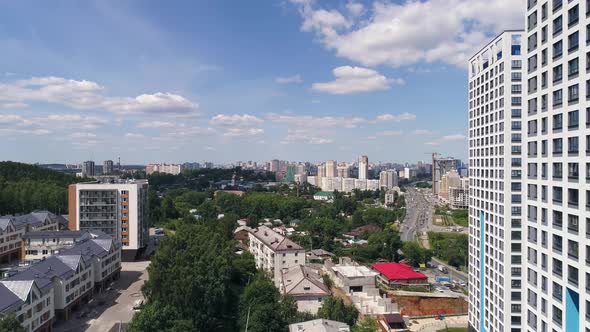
top-left (0, 217), bottom-right (25, 264)
top-left (248, 226), bottom-right (305, 286)
top-left (237, 218), bottom-right (248, 227)
top-left (376, 313), bottom-right (407, 332)
top-left (281, 265), bottom-right (330, 314)
top-left (233, 226), bottom-right (252, 246)
top-left (329, 264), bottom-right (378, 294)
top-left (288, 319), bottom-right (350, 332)
top-left (0, 280), bottom-right (54, 332)
top-left (371, 262), bottom-right (428, 289)
top-left (313, 192), bottom-right (335, 202)
top-left (307, 249), bottom-right (335, 263)
top-left (22, 230), bottom-right (108, 262)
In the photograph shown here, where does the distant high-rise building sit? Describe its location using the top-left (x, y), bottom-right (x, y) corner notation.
top-left (204, 162), bottom-right (214, 169)
top-left (379, 170), bottom-right (398, 189)
top-left (103, 160), bottom-right (114, 175)
top-left (325, 160), bottom-right (337, 177)
top-left (183, 162), bottom-right (200, 171)
top-left (432, 155), bottom-right (459, 195)
top-left (358, 155), bottom-right (368, 180)
top-left (145, 163), bottom-right (183, 175)
top-left (82, 161), bottom-right (95, 177)
top-left (337, 165), bottom-right (350, 178)
top-left (270, 159), bottom-right (280, 173)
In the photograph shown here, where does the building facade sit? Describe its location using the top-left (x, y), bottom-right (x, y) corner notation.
top-left (379, 169), bottom-right (398, 189)
top-left (248, 226), bottom-right (305, 286)
top-left (468, 30), bottom-right (525, 332)
top-left (144, 163), bottom-right (183, 175)
top-left (102, 160), bottom-right (114, 175)
top-left (68, 180), bottom-right (148, 259)
top-left (358, 155), bottom-right (368, 180)
top-left (81, 161), bottom-right (95, 177)
top-left (523, 0), bottom-right (590, 331)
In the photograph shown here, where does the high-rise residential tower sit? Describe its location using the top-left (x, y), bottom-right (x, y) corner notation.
top-left (103, 160), bottom-right (114, 175)
top-left (82, 160), bottom-right (95, 177)
top-left (358, 155), bottom-right (368, 180)
top-left (468, 30), bottom-right (524, 332)
top-left (523, 1), bottom-right (589, 331)
top-left (325, 160), bottom-right (337, 178)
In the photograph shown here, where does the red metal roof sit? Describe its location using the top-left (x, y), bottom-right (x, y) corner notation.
top-left (371, 262), bottom-right (428, 281)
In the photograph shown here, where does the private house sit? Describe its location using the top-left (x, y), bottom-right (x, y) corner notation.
top-left (281, 265), bottom-right (330, 314)
top-left (0, 280), bottom-right (54, 332)
top-left (371, 262), bottom-right (428, 289)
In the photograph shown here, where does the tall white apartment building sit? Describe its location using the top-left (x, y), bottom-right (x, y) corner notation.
top-left (379, 169), bottom-right (398, 189)
top-left (68, 179), bottom-right (149, 260)
top-left (248, 226), bottom-right (305, 286)
top-left (358, 155), bottom-right (368, 180)
top-left (468, 30), bottom-right (525, 332)
top-left (523, 0), bottom-right (590, 331)
top-left (145, 163), bottom-right (183, 175)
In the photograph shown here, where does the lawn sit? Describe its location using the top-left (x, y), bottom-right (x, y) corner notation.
top-left (436, 328), bottom-right (468, 332)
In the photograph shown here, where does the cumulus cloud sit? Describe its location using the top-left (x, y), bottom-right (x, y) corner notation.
top-left (312, 66), bottom-right (403, 94)
top-left (345, 2), bottom-right (364, 16)
top-left (275, 74), bottom-right (303, 84)
top-left (69, 132), bottom-right (97, 139)
top-left (378, 130), bottom-right (403, 136)
top-left (267, 112), bottom-right (366, 128)
top-left (137, 121), bottom-right (176, 129)
top-left (281, 129), bottom-right (334, 145)
top-left (222, 128), bottom-right (264, 138)
top-left (210, 114), bottom-right (264, 126)
top-left (124, 133), bottom-right (145, 139)
top-left (426, 133), bottom-right (467, 146)
top-left (376, 112), bottom-right (416, 122)
top-left (291, 0), bottom-right (525, 67)
top-left (0, 76), bottom-right (200, 116)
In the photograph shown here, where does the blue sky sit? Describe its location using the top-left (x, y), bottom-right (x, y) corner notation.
top-left (0, 0), bottom-right (524, 164)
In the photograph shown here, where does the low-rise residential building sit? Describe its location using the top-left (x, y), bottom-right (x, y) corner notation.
top-left (145, 163), bottom-right (183, 175)
top-left (0, 218), bottom-right (24, 264)
top-left (313, 192), bottom-right (335, 202)
top-left (371, 262), bottom-right (428, 289)
top-left (281, 265), bottom-right (330, 314)
top-left (288, 319), bottom-right (350, 332)
top-left (248, 226), bottom-right (305, 286)
top-left (0, 280), bottom-right (54, 332)
top-left (329, 264), bottom-right (378, 294)
top-left (22, 230), bottom-right (106, 262)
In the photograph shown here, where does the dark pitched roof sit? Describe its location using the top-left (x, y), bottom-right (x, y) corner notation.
top-left (22, 230), bottom-right (88, 240)
top-left (2, 210), bottom-right (64, 230)
top-left (0, 283), bottom-right (22, 313)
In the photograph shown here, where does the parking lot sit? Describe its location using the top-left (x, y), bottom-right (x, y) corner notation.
top-left (54, 261), bottom-right (150, 332)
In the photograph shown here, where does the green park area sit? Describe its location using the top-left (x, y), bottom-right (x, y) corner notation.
top-left (434, 205), bottom-right (468, 227)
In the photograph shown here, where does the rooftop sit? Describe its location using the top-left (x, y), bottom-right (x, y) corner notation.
top-left (371, 262), bottom-right (427, 281)
top-left (332, 265), bottom-right (378, 278)
top-left (313, 191), bottom-right (335, 197)
top-left (281, 265), bottom-right (329, 297)
top-left (250, 226), bottom-right (303, 251)
top-left (288, 319), bottom-right (350, 332)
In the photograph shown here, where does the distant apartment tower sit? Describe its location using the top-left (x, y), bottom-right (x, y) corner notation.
top-left (103, 160), bottom-right (114, 175)
top-left (325, 160), bottom-right (337, 177)
top-left (82, 160), bottom-right (95, 177)
top-left (379, 170), bottom-right (398, 189)
top-left (523, 1), bottom-right (589, 331)
top-left (145, 163), bottom-right (183, 175)
top-left (68, 179), bottom-right (149, 260)
top-left (358, 155), bottom-right (368, 180)
top-left (270, 159), bottom-right (280, 173)
top-left (431, 155), bottom-right (459, 195)
top-left (337, 165), bottom-right (350, 178)
top-left (468, 30), bottom-right (524, 332)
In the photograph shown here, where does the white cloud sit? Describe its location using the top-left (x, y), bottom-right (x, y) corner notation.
top-left (0, 76), bottom-right (200, 116)
top-left (376, 112), bottom-right (416, 122)
top-left (124, 133), bottom-right (145, 139)
top-left (345, 2), bottom-right (364, 16)
top-left (69, 132), bottom-right (97, 139)
top-left (413, 129), bottom-right (433, 135)
top-left (281, 129), bottom-right (333, 145)
top-left (267, 112), bottom-right (366, 128)
top-left (426, 133), bottom-right (467, 146)
top-left (210, 114), bottom-right (264, 126)
top-left (0, 102), bottom-right (28, 109)
top-left (275, 74), bottom-right (303, 84)
top-left (378, 130), bottom-right (403, 136)
top-left (137, 121), bottom-right (176, 129)
top-left (312, 66), bottom-right (403, 94)
top-left (222, 128), bottom-right (264, 138)
top-left (291, 0), bottom-right (525, 67)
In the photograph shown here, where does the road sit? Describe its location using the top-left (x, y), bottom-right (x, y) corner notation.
top-left (400, 188), bottom-right (436, 241)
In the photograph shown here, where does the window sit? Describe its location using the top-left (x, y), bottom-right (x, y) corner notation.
top-left (554, 15), bottom-right (563, 35)
top-left (568, 214), bottom-right (579, 233)
top-left (553, 40), bottom-right (563, 59)
top-left (553, 162), bottom-right (563, 179)
top-left (568, 162), bottom-right (579, 180)
top-left (553, 64), bottom-right (563, 82)
top-left (553, 89), bottom-right (563, 106)
top-left (553, 113), bottom-right (563, 130)
top-left (568, 137), bottom-right (579, 154)
top-left (568, 188), bottom-right (579, 207)
top-left (568, 110), bottom-right (579, 129)
top-left (569, 5), bottom-right (580, 26)
top-left (512, 72), bottom-right (522, 81)
top-left (553, 187), bottom-right (563, 203)
top-left (569, 31), bottom-right (580, 52)
top-left (568, 84), bottom-right (579, 103)
top-left (569, 58), bottom-right (579, 77)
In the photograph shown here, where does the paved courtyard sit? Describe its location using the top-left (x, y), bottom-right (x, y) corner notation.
top-left (54, 261), bottom-right (150, 332)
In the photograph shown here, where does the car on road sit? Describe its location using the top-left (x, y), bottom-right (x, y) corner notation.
top-left (133, 299), bottom-right (144, 310)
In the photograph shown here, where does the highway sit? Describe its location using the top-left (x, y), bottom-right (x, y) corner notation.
top-left (400, 188), bottom-right (435, 241)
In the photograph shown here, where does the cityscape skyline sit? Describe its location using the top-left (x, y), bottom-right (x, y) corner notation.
top-left (0, 0), bottom-right (526, 164)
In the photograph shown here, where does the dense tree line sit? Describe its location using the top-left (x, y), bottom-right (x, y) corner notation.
top-left (0, 161), bottom-right (89, 215)
top-left (148, 167), bottom-right (275, 191)
top-left (428, 232), bottom-right (468, 269)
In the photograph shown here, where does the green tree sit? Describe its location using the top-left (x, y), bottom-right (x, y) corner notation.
top-left (322, 274), bottom-right (334, 291)
top-left (0, 314), bottom-right (25, 332)
top-left (238, 274), bottom-right (298, 332)
top-left (352, 316), bottom-right (379, 332)
top-left (128, 302), bottom-right (195, 332)
top-left (402, 241), bottom-right (433, 266)
top-left (317, 297), bottom-right (359, 327)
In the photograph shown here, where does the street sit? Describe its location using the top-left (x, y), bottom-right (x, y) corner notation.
top-left (400, 188), bottom-right (436, 241)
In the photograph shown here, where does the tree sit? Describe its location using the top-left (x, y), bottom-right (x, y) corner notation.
top-left (402, 242), bottom-right (433, 266)
top-left (238, 274), bottom-right (298, 332)
top-left (317, 297), bottom-right (359, 327)
top-left (322, 274), bottom-right (334, 291)
top-left (0, 314), bottom-right (25, 332)
top-left (352, 316), bottom-right (379, 332)
top-left (128, 302), bottom-right (195, 332)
